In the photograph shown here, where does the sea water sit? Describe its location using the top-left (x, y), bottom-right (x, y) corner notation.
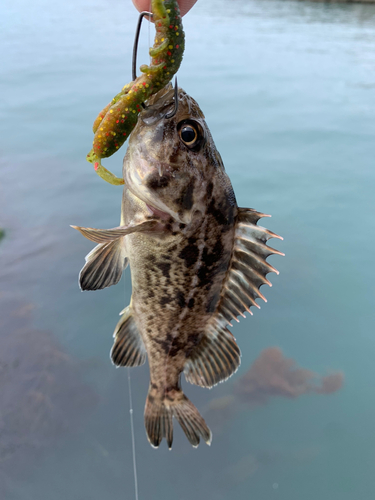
top-left (1, 0), bottom-right (375, 498)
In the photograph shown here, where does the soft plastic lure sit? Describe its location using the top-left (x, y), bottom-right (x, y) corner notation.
top-left (86, 0), bottom-right (185, 185)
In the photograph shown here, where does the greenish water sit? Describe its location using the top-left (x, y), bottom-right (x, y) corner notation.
top-left (1, 0), bottom-right (375, 498)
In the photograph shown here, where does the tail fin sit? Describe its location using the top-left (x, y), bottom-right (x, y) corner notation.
top-left (144, 386), bottom-right (212, 449)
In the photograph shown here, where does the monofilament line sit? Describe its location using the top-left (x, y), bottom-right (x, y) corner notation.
top-left (128, 368), bottom-right (139, 500)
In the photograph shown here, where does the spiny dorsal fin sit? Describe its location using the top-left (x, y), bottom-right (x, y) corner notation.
top-left (184, 318), bottom-right (241, 388)
top-left (217, 207), bottom-right (284, 326)
top-left (111, 305), bottom-right (146, 367)
top-left (79, 239), bottom-right (128, 291)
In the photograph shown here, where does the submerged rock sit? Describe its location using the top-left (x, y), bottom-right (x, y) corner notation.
top-left (0, 293), bottom-right (97, 494)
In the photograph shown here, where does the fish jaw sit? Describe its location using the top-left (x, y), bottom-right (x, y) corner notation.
top-left (145, 203), bottom-right (171, 221)
top-left (123, 146), bottom-right (195, 225)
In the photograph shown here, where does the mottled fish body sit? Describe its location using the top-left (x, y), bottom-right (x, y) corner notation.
top-left (73, 85), bottom-right (283, 448)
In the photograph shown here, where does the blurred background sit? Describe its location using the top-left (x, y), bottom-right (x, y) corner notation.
top-left (1, 0), bottom-right (375, 498)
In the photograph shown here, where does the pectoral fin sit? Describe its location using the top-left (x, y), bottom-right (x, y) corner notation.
top-left (73, 219), bottom-right (159, 290)
top-left (71, 219), bottom-right (159, 243)
top-left (79, 238), bottom-right (128, 291)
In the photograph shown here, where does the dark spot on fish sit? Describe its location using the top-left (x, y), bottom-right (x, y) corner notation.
top-left (148, 289), bottom-right (155, 299)
top-left (206, 182), bottom-right (213, 199)
top-left (179, 223), bottom-right (186, 230)
top-left (187, 333), bottom-right (200, 346)
top-left (157, 261), bottom-right (171, 279)
top-left (168, 149), bottom-right (180, 165)
top-left (175, 178), bottom-right (195, 211)
top-left (160, 295), bottom-right (170, 306)
top-left (187, 298), bottom-right (195, 309)
top-left (207, 198), bottom-right (235, 229)
top-left (148, 315), bottom-right (154, 321)
top-left (212, 238), bottom-right (224, 261)
top-left (147, 328), bottom-right (152, 333)
top-left (197, 265), bottom-right (214, 289)
top-left (151, 382), bottom-right (158, 390)
top-left (165, 385), bottom-right (174, 393)
top-left (164, 383), bottom-right (180, 400)
top-left (178, 237), bottom-right (199, 268)
top-left (169, 344), bottom-right (180, 357)
top-left (148, 395), bottom-right (155, 404)
top-left (201, 238), bottom-right (224, 268)
top-left (153, 334), bottom-right (173, 355)
top-left (206, 291), bottom-right (220, 313)
top-left (169, 244), bottom-right (177, 252)
top-left (147, 175), bottom-right (170, 190)
top-left (185, 332), bottom-right (201, 357)
top-left (176, 290), bottom-right (185, 308)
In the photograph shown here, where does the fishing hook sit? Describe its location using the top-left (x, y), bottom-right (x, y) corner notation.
top-left (132, 11), bottom-right (153, 109)
top-left (165, 77), bottom-right (179, 119)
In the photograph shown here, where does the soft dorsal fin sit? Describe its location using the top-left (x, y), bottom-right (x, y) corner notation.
top-left (184, 318), bottom-right (241, 388)
top-left (217, 208), bottom-right (284, 326)
top-left (111, 305), bottom-right (147, 367)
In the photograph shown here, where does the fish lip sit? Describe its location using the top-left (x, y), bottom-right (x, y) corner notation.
top-left (145, 204), bottom-right (171, 221)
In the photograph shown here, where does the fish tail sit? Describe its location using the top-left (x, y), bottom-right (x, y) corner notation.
top-left (144, 385), bottom-right (212, 449)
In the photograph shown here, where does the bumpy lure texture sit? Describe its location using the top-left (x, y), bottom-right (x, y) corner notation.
top-left (86, 0), bottom-right (185, 185)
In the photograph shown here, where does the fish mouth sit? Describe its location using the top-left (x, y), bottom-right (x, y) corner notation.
top-left (145, 204), bottom-right (171, 221)
top-left (125, 165), bottom-right (184, 223)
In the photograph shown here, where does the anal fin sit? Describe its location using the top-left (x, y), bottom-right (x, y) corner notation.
top-left (184, 319), bottom-right (241, 389)
top-left (79, 239), bottom-right (128, 291)
top-left (111, 305), bottom-right (146, 367)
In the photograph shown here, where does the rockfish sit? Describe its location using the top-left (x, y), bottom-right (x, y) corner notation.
top-left (73, 85), bottom-right (283, 448)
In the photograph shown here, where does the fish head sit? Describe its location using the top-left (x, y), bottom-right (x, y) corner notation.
top-left (123, 85), bottom-right (229, 225)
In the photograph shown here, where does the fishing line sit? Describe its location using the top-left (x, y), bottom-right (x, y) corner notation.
top-left (128, 367), bottom-right (139, 500)
top-left (124, 279), bottom-right (139, 500)
top-left (125, 6), bottom-right (150, 496)
top-left (148, 0), bottom-right (151, 65)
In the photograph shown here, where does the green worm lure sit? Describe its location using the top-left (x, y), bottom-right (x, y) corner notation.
top-left (86, 0), bottom-right (185, 185)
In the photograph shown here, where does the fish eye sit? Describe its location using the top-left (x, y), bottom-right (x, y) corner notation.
top-left (177, 120), bottom-right (203, 149)
top-left (180, 125), bottom-right (197, 145)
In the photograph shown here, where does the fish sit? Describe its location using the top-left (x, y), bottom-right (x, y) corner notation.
top-left (72, 84), bottom-right (283, 449)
